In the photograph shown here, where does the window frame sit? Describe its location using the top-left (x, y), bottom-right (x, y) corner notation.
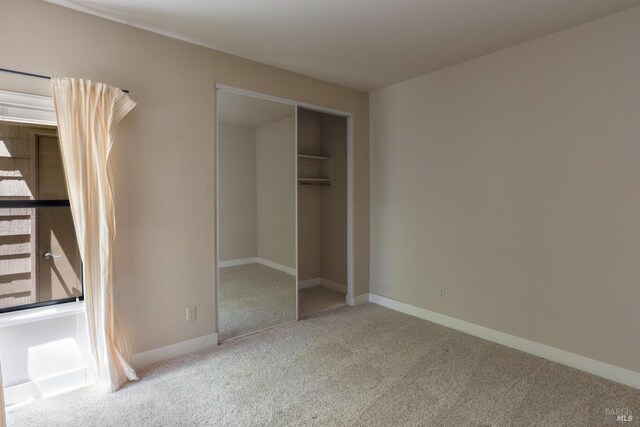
top-left (0, 89), bottom-right (84, 314)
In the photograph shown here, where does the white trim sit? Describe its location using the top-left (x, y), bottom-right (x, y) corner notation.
top-left (369, 293), bottom-right (640, 390)
top-left (131, 333), bottom-right (218, 370)
top-left (0, 89), bottom-right (56, 125)
top-left (346, 293), bottom-right (371, 306)
top-left (319, 278), bottom-right (347, 294)
top-left (298, 277), bottom-right (347, 293)
top-left (4, 366), bottom-right (92, 408)
top-left (298, 277), bottom-right (322, 289)
top-left (0, 301), bottom-right (84, 328)
top-left (214, 86), bottom-right (221, 336)
top-left (294, 105), bottom-right (299, 320)
top-left (256, 258), bottom-right (296, 276)
top-left (346, 116), bottom-right (355, 305)
top-left (215, 85), bottom-right (353, 118)
top-left (218, 257), bottom-right (258, 268)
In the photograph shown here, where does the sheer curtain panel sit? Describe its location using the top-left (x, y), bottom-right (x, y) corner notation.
top-left (51, 77), bottom-right (138, 392)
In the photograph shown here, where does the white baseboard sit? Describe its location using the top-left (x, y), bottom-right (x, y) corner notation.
top-left (298, 277), bottom-right (347, 293)
top-left (298, 277), bottom-right (321, 289)
top-left (368, 293), bottom-right (640, 390)
top-left (5, 366), bottom-right (93, 408)
top-left (319, 278), bottom-right (347, 294)
top-left (256, 258), bottom-right (296, 276)
top-left (131, 333), bottom-right (218, 370)
top-left (218, 257), bottom-right (257, 268)
top-left (346, 292), bottom-right (371, 307)
top-left (218, 258), bottom-right (296, 276)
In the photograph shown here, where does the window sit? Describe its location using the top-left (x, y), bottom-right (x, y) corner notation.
top-left (0, 119), bottom-right (83, 313)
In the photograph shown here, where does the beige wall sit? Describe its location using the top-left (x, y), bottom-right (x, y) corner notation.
top-left (370, 6), bottom-right (640, 373)
top-left (256, 116), bottom-right (296, 269)
top-left (0, 0), bottom-right (369, 354)
top-left (218, 123), bottom-right (257, 261)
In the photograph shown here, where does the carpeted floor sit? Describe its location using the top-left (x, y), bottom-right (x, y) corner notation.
top-left (7, 304), bottom-right (640, 426)
top-left (219, 263), bottom-right (296, 341)
top-left (299, 285), bottom-right (346, 318)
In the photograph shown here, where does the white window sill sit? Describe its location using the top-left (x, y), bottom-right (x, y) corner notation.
top-left (0, 301), bottom-right (85, 328)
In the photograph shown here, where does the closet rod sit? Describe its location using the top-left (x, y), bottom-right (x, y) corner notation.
top-left (0, 67), bottom-right (130, 93)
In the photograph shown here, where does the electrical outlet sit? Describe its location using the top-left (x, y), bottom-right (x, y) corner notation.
top-left (186, 306), bottom-right (196, 322)
top-left (439, 289), bottom-right (446, 300)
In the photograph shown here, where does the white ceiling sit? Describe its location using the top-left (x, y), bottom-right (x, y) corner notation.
top-left (218, 91), bottom-right (294, 128)
top-left (46, 0), bottom-right (640, 91)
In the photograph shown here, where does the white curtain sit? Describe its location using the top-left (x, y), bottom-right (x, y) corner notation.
top-left (51, 77), bottom-right (138, 392)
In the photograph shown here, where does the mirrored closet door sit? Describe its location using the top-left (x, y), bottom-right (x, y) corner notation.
top-left (216, 90), bottom-right (297, 341)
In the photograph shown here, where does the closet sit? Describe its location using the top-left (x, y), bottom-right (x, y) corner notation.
top-left (297, 108), bottom-right (348, 318)
top-left (216, 87), bottom-right (351, 341)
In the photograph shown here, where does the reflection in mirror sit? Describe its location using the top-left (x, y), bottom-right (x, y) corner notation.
top-left (217, 91), bottom-right (296, 341)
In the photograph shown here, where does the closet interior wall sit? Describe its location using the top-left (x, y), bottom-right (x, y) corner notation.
top-left (297, 108), bottom-right (348, 290)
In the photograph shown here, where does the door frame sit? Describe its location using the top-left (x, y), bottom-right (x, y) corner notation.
top-left (214, 84), bottom-right (356, 339)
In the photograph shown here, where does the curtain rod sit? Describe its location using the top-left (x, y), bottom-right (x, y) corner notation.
top-left (0, 67), bottom-right (130, 93)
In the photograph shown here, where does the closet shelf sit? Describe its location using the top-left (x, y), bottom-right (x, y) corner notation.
top-left (298, 178), bottom-right (333, 186)
top-left (298, 154), bottom-right (332, 161)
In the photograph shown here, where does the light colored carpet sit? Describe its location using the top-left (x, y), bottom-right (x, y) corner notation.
top-left (219, 263), bottom-right (296, 341)
top-left (299, 285), bottom-right (346, 318)
top-left (7, 304), bottom-right (640, 426)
